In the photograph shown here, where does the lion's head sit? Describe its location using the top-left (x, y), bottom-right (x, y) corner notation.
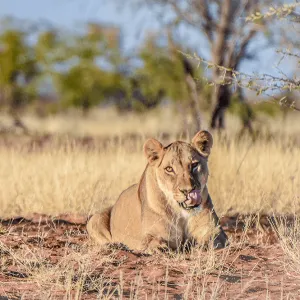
top-left (143, 130), bottom-right (213, 213)
top-left (143, 130), bottom-right (228, 249)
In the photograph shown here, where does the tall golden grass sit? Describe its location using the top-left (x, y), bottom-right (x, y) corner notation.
top-left (0, 108), bottom-right (299, 218)
top-left (0, 108), bottom-right (300, 298)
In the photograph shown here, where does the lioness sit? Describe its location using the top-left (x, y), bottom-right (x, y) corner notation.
top-left (87, 130), bottom-right (228, 252)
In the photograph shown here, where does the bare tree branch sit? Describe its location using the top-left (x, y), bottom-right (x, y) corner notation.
top-left (231, 27), bottom-right (258, 69)
top-left (212, 0), bottom-right (232, 68)
top-left (192, 0), bottom-right (214, 44)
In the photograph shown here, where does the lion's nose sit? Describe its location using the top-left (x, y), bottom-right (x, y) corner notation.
top-left (179, 186), bottom-right (196, 196)
top-left (179, 188), bottom-right (189, 196)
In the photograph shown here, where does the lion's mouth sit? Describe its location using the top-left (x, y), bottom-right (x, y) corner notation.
top-left (179, 201), bottom-right (201, 210)
top-left (178, 190), bottom-right (202, 210)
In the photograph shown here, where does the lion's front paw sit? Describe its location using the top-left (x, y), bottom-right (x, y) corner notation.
top-left (141, 236), bottom-right (169, 254)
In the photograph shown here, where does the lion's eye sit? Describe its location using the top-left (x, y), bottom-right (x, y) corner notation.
top-left (165, 166), bottom-right (174, 173)
top-left (191, 162), bottom-right (199, 171)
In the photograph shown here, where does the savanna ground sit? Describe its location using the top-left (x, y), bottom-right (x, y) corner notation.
top-left (0, 107), bottom-right (300, 299)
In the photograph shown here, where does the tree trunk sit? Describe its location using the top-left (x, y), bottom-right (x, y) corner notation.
top-left (9, 86), bottom-right (29, 134)
top-left (178, 101), bottom-right (189, 139)
top-left (210, 85), bottom-right (231, 129)
top-left (236, 86), bottom-right (255, 138)
top-left (82, 97), bottom-right (90, 117)
top-left (9, 108), bottom-right (28, 134)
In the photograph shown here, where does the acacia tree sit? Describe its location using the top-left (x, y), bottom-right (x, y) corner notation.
top-left (135, 30), bottom-right (206, 135)
top-left (188, 3), bottom-right (300, 112)
top-left (128, 0), bottom-right (279, 130)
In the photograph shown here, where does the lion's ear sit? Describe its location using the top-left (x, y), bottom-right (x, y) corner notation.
top-left (192, 130), bottom-right (213, 158)
top-left (143, 138), bottom-right (163, 165)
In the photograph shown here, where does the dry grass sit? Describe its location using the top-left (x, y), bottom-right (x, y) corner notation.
top-left (1, 105), bottom-right (299, 137)
top-left (0, 108), bottom-right (300, 298)
top-left (0, 216), bottom-right (295, 299)
top-left (209, 136), bottom-right (300, 216)
top-left (0, 135), bottom-right (299, 218)
top-left (0, 109), bottom-right (299, 217)
top-left (1, 218), bottom-right (254, 300)
top-left (0, 106), bottom-right (182, 138)
top-left (0, 141), bottom-right (144, 217)
top-left (276, 216), bottom-right (300, 275)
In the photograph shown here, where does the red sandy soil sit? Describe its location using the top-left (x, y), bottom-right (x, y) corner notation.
top-left (0, 214), bottom-right (299, 299)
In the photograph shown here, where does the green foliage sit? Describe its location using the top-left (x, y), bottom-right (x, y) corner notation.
top-left (35, 23), bottom-right (125, 114)
top-left (0, 17), bottom-right (213, 119)
top-left (57, 66), bottom-right (121, 111)
top-left (0, 26), bottom-right (39, 112)
top-left (0, 17), bottom-right (132, 121)
top-left (229, 94), bottom-right (282, 123)
top-left (0, 16), bottom-right (290, 128)
top-left (253, 100), bottom-right (282, 117)
top-left (228, 96), bottom-right (254, 122)
top-left (135, 34), bottom-right (204, 106)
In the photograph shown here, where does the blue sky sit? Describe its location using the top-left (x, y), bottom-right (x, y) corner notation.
top-left (0, 0), bottom-right (296, 77)
top-left (0, 0), bottom-right (158, 52)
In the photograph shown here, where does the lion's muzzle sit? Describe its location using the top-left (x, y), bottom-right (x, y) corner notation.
top-left (179, 189), bottom-right (202, 210)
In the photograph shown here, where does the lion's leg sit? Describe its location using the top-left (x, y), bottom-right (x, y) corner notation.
top-left (141, 234), bottom-right (169, 254)
top-left (87, 207), bottom-right (112, 245)
top-left (187, 195), bottom-right (228, 249)
top-left (188, 209), bottom-right (222, 244)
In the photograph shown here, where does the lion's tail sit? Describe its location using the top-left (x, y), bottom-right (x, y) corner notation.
top-left (86, 206), bottom-right (112, 245)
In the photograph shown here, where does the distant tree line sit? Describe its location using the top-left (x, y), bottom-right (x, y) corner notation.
top-left (0, 12), bottom-right (296, 135)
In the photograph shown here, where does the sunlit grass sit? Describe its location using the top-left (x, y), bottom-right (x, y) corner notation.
top-left (0, 115), bottom-right (298, 217)
top-left (0, 108), bottom-right (299, 298)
